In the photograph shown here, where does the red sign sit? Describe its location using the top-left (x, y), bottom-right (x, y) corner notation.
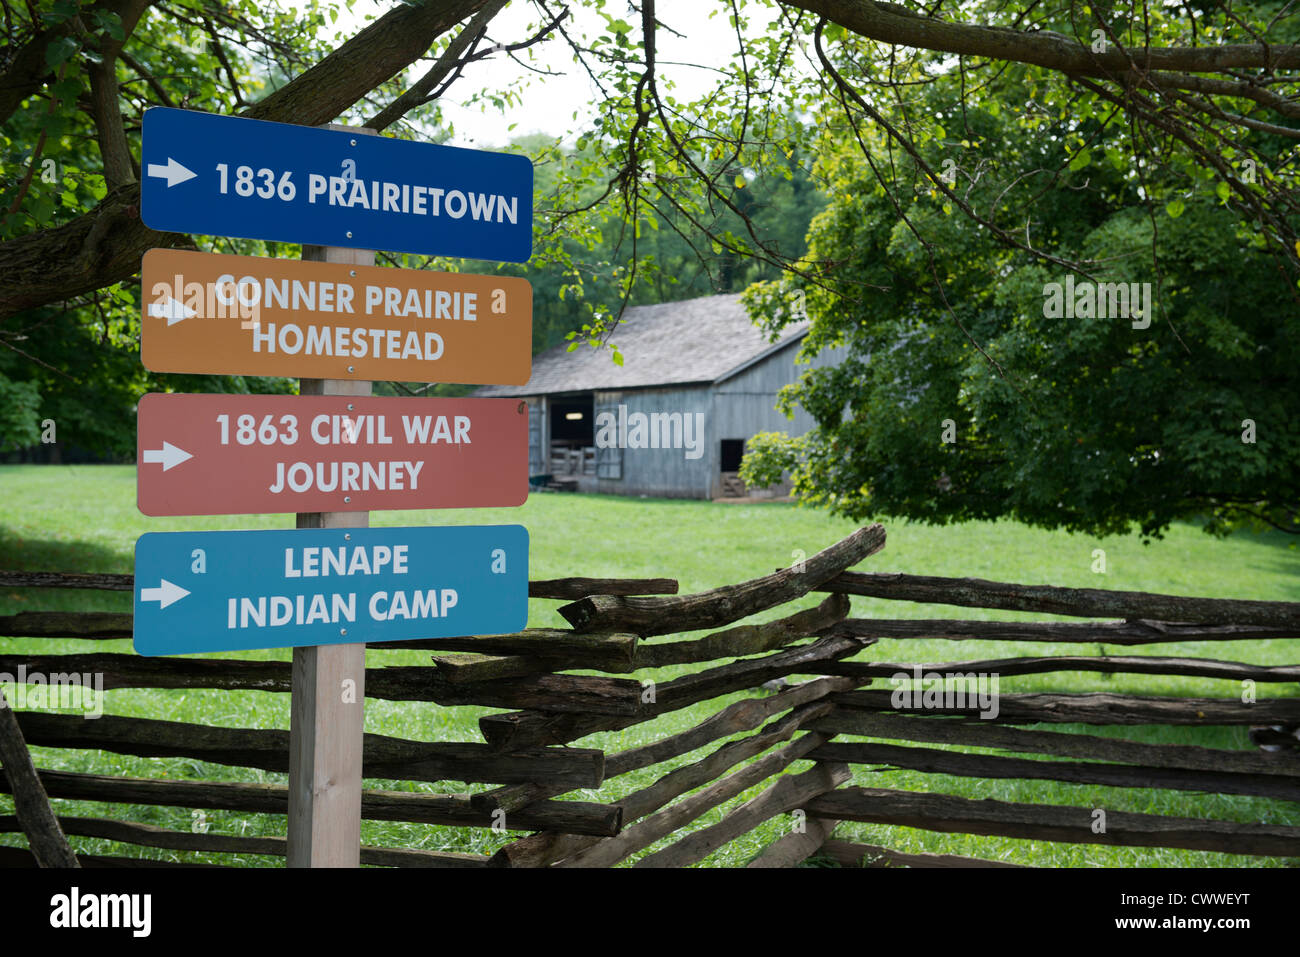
top-left (137, 393), bottom-right (527, 516)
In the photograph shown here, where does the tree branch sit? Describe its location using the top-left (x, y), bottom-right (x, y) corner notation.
top-left (242, 0), bottom-right (493, 125)
top-left (0, 0), bottom-right (150, 125)
top-left (785, 0), bottom-right (1300, 76)
top-left (118, 47), bottom-right (177, 107)
top-left (202, 16), bottom-right (247, 110)
top-left (0, 0), bottom-right (493, 320)
top-left (366, 0), bottom-right (509, 130)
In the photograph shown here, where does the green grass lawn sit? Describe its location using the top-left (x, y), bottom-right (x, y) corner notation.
top-left (1, 463), bottom-right (1298, 867)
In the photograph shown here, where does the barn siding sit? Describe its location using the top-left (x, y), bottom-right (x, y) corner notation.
top-left (593, 386), bottom-right (714, 498)
top-left (713, 337), bottom-right (842, 437)
top-left (708, 338), bottom-right (848, 497)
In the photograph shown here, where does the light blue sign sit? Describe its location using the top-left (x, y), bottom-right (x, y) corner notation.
top-left (140, 107), bottom-right (533, 261)
top-left (133, 525), bottom-right (528, 655)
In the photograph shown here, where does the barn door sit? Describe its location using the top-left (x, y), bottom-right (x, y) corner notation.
top-left (594, 399), bottom-right (622, 479)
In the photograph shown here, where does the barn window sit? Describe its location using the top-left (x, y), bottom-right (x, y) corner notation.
top-left (595, 399), bottom-right (623, 480)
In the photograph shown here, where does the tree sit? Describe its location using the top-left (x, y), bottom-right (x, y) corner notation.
top-left (741, 71), bottom-right (1299, 538)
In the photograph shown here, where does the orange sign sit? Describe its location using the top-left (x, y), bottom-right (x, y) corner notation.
top-left (140, 248), bottom-right (532, 384)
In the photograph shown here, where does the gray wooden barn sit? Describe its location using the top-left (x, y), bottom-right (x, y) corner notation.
top-left (474, 293), bottom-right (841, 499)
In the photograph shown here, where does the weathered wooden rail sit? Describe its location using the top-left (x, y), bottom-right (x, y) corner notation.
top-left (2, 522), bottom-right (1299, 867)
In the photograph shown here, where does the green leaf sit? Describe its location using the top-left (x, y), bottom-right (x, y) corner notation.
top-left (611, 349), bottom-right (624, 366)
top-left (1068, 149), bottom-right (1091, 171)
top-left (51, 77), bottom-right (82, 101)
top-left (1165, 198), bottom-right (1185, 218)
top-left (95, 11), bottom-right (126, 41)
top-left (41, 111), bottom-right (69, 139)
top-left (45, 37), bottom-right (79, 70)
top-left (734, 174), bottom-right (745, 189)
top-left (1215, 181), bottom-right (1231, 203)
top-left (29, 194), bottom-right (55, 225)
top-left (42, 0), bottom-right (79, 23)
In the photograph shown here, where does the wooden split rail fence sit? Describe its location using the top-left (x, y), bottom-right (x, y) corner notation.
top-left (2, 522), bottom-right (1299, 867)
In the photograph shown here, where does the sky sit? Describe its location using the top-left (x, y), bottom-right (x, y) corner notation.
top-left (335, 0), bottom-right (775, 147)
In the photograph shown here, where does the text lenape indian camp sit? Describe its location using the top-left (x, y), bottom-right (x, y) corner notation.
top-left (133, 525), bottom-right (529, 655)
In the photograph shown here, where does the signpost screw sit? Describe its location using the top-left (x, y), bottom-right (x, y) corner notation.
top-left (347, 404), bottom-right (354, 410)
top-left (340, 629), bottom-right (348, 636)
top-left (346, 231), bottom-right (353, 238)
top-left (344, 533), bottom-right (352, 540)
top-left (344, 496), bottom-right (352, 504)
top-left (347, 365), bottom-right (355, 373)
top-left (350, 139), bottom-right (357, 146)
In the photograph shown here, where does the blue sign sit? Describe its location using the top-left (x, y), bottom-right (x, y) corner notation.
top-left (133, 525), bottom-right (528, 655)
top-left (140, 107), bottom-right (533, 262)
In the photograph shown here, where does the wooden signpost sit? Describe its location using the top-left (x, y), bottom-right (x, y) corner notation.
top-left (131, 523), bottom-right (530, 656)
top-left (140, 249), bottom-right (532, 384)
top-left (136, 392), bottom-right (529, 516)
top-left (140, 108), bottom-right (533, 261)
top-left (133, 112), bottom-right (535, 868)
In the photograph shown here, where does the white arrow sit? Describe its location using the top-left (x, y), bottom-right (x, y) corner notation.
top-left (142, 441), bottom-right (193, 471)
top-left (140, 579), bottom-right (190, 609)
top-left (146, 157), bottom-right (197, 187)
top-left (147, 297), bottom-right (197, 325)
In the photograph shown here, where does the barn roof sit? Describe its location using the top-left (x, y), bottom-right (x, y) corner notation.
top-left (474, 293), bottom-right (808, 398)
